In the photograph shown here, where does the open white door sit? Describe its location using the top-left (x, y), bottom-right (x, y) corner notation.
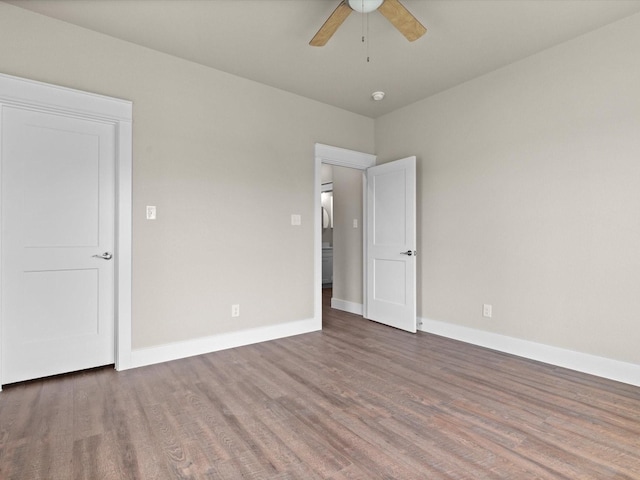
top-left (365, 156), bottom-right (416, 332)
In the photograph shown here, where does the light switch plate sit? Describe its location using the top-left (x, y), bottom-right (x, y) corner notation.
top-left (291, 214), bottom-right (301, 226)
top-left (146, 206), bottom-right (157, 220)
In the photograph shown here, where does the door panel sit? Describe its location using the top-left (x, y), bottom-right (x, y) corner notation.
top-left (22, 269), bottom-right (99, 341)
top-left (373, 168), bottom-right (407, 246)
top-left (1, 107), bottom-right (115, 384)
top-left (23, 125), bottom-right (101, 247)
top-left (366, 156), bottom-right (416, 332)
top-left (373, 258), bottom-right (406, 304)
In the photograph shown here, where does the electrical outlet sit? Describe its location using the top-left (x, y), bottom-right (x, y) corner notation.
top-left (483, 304), bottom-right (492, 318)
top-left (231, 304), bottom-right (240, 317)
top-left (353, 219), bottom-right (358, 228)
top-left (146, 205), bottom-right (157, 220)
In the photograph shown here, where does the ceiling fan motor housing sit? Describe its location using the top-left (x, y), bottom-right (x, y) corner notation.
top-left (348, 0), bottom-right (384, 13)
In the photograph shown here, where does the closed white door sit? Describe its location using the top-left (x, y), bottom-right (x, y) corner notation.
top-left (365, 156), bottom-right (416, 332)
top-left (1, 106), bottom-right (115, 384)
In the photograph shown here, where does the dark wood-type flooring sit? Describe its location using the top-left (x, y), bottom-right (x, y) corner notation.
top-left (1, 289), bottom-right (639, 479)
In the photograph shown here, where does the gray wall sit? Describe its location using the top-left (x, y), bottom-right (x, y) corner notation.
top-left (375, 13), bottom-right (640, 364)
top-left (332, 166), bottom-right (364, 305)
top-left (0, 3), bottom-right (374, 350)
top-left (2, 2), bottom-right (639, 369)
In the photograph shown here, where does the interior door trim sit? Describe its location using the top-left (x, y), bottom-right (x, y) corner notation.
top-left (0, 73), bottom-right (133, 388)
top-left (313, 143), bottom-right (376, 326)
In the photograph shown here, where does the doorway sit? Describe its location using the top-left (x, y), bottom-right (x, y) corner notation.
top-left (313, 144), bottom-right (375, 324)
top-left (314, 143), bottom-right (418, 333)
top-left (323, 165), bottom-right (368, 315)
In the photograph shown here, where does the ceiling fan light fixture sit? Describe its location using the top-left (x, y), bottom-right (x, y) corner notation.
top-left (371, 91), bottom-right (385, 101)
top-left (310, 0), bottom-right (426, 47)
top-left (348, 0), bottom-right (384, 14)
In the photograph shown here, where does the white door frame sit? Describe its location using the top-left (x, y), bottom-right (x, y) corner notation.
top-left (0, 73), bottom-right (133, 388)
top-left (314, 143), bottom-right (375, 325)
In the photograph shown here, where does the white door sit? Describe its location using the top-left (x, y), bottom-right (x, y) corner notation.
top-left (1, 106), bottom-right (115, 384)
top-left (365, 156), bottom-right (416, 332)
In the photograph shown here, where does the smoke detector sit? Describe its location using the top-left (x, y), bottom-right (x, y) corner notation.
top-left (371, 91), bottom-right (385, 101)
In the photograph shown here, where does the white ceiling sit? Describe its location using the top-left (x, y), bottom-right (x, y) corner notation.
top-left (7, 0), bottom-right (640, 118)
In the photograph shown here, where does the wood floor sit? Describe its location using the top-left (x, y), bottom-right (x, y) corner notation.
top-left (1, 290), bottom-right (639, 479)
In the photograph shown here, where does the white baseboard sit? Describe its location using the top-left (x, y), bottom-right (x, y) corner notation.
top-left (331, 297), bottom-right (363, 315)
top-left (130, 317), bottom-right (320, 369)
top-left (419, 317), bottom-right (640, 388)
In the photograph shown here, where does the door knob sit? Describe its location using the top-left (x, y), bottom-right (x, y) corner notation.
top-left (93, 252), bottom-right (113, 260)
top-left (401, 250), bottom-right (417, 256)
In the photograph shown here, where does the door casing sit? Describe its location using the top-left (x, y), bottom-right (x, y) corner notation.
top-left (0, 73), bottom-right (133, 389)
top-left (314, 143), bottom-right (376, 324)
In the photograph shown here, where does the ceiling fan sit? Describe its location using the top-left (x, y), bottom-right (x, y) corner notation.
top-left (310, 0), bottom-right (426, 47)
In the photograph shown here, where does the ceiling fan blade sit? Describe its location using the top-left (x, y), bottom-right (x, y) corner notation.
top-left (310, 1), bottom-right (352, 46)
top-left (378, 0), bottom-right (426, 42)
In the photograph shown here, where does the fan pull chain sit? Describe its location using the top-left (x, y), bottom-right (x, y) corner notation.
top-left (367, 13), bottom-right (371, 63)
top-left (361, 2), bottom-right (366, 47)
top-left (360, 8), bottom-right (371, 63)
